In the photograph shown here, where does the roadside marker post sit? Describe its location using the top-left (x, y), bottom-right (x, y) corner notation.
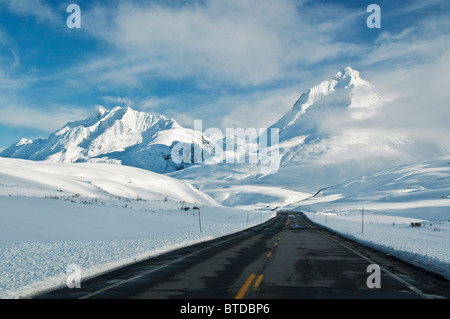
top-left (362, 208), bottom-right (364, 234)
top-left (194, 206), bottom-right (201, 232)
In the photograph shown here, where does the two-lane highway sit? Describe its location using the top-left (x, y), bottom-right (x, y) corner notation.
top-left (37, 212), bottom-right (450, 299)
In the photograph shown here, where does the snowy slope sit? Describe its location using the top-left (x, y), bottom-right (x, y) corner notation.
top-left (1, 106), bottom-right (215, 173)
top-left (288, 156), bottom-right (450, 213)
top-left (0, 157), bottom-right (218, 205)
top-left (0, 158), bottom-right (275, 298)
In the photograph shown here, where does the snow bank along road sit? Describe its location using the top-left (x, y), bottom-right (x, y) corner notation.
top-left (37, 212), bottom-right (450, 299)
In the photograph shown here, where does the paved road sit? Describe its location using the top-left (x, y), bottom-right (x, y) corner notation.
top-left (37, 212), bottom-right (450, 299)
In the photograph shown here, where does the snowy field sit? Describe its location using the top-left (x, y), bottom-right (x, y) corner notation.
top-left (289, 157), bottom-right (450, 280)
top-left (0, 158), bottom-right (275, 299)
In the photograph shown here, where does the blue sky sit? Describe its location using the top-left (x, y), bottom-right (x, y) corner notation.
top-left (0, 0), bottom-right (449, 150)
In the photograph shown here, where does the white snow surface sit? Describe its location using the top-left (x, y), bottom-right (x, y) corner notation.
top-left (0, 158), bottom-right (275, 298)
top-left (0, 157), bottom-right (217, 205)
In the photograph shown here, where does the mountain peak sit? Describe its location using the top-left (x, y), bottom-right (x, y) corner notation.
top-left (268, 67), bottom-right (383, 142)
top-left (16, 138), bottom-right (34, 146)
top-left (343, 66), bottom-right (358, 76)
top-left (331, 66), bottom-right (366, 90)
top-left (96, 105), bottom-right (107, 116)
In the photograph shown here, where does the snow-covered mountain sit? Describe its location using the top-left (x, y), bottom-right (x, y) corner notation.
top-left (264, 67), bottom-right (393, 163)
top-left (3, 67), bottom-right (446, 189)
top-left (256, 66), bottom-right (447, 186)
top-left (268, 66), bottom-right (386, 143)
top-left (1, 106), bottom-right (214, 173)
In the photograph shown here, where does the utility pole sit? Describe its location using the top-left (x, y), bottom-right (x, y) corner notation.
top-left (362, 208), bottom-right (364, 234)
top-left (194, 206), bottom-right (201, 232)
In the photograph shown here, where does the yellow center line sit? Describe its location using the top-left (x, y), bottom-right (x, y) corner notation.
top-left (234, 274), bottom-right (256, 299)
top-left (252, 274), bottom-right (264, 290)
top-left (233, 214), bottom-right (290, 299)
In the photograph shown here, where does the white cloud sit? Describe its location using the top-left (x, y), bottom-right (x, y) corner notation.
top-left (219, 88), bottom-right (300, 130)
top-left (165, 111), bottom-right (197, 129)
top-left (0, 0), bottom-right (57, 24)
top-left (362, 10), bottom-right (450, 68)
top-left (0, 29), bottom-right (28, 93)
top-left (374, 51), bottom-right (450, 150)
top-left (142, 86), bottom-right (300, 131)
top-left (140, 97), bottom-right (161, 110)
top-left (70, 0), bottom-right (360, 88)
top-left (103, 96), bottom-right (134, 107)
top-left (101, 95), bottom-right (173, 112)
top-left (0, 101), bottom-right (91, 132)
